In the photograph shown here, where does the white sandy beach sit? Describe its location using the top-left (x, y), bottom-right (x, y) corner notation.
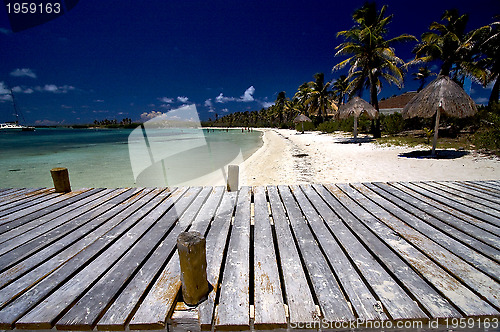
top-left (240, 129), bottom-right (500, 186)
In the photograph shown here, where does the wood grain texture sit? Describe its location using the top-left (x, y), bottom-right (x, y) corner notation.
top-left (267, 185), bottom-right (317, 325)
top-left (253, 186), bottom-right (287, 329)
top-left (280, 185), bottom-right (354, 322)
top-left (215, 186), bottom-right (251, 330)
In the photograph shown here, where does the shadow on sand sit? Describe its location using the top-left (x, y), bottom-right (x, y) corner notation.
top-left (335, 137), bottom-right (374, 144)
top-left (399, 149), bottom-right (469, 159)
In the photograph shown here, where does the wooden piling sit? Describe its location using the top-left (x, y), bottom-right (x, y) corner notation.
top-left (227, 165), bottom-right (239, 192)
top-left (50, 167), bottom-right (71, 193)
top-left (177, 231), bottom-right (209, 306)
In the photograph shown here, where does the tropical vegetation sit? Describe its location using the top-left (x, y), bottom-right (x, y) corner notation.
top-left (204, 2), bottom-right (499, 154)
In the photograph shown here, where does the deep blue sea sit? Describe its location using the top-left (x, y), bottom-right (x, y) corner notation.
top-left (0, 128), bottom-right (262, 188)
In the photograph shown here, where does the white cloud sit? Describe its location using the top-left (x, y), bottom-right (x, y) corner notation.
top-left (12, 86), bottom-right (34, 94)
top-left (35, 84), bottom-right (75, 93)
top-left (35, 119), bottom-right (65, 126)
top-left (260, 101), bottom-right (274, 108)
top-left (94, 99), bottom-right (104, 103)
top-left (158, 97), bottom-right (173, 103)
top-left (204, 99), bottom-right (213, 108)
top-left (0, 82), bottom-right (12, 101)
top-left (177, 96), bottom-right (189, 103)
top-left (474, 97), bottom-right (489, 105)
top-left (0, 82), bottom-right (10, 94)
top-left (141, 110), bottom-right (165, 120)
top-left (10, 68), bottom-right (37, 79)
top-left (208, 110), bottom-right (215, 113)
top-left (215, 93), bottom-right (235, 103)
top-left (61, 105), bottom-right (73, 109)
top-left (215, 86), bottom-right (256, 104)
top-left (240, 86), bottom-right (255, 102)
top-left (222, 108), bottom-right (229, 112)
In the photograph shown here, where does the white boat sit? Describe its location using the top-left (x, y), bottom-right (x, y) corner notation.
top-left (0, 122), bottom-right (35, 131)
top-left (0, 89), bottom-right (35, 131)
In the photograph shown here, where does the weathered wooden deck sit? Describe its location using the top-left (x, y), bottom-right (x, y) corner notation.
top-left (0, 181), bottom-right (498, 331)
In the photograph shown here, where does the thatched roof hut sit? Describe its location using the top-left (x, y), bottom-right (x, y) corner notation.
top-left (293, 113), bottom-right (312, 134)
top-left (402, 75), bottom-right (477, 119)
top-left (338, 97), bottom-right (378, 120)
top-left (402, 75), bottom-right (477, 156)
top-left (293, 114), bottom-right (312, 123)
top-left (337, 97), bottom-right (378, 139)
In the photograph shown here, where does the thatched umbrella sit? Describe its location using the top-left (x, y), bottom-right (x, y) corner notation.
top-left (337, 97), bottom-right (378, 138)
top-left (293, 113), bottom-right (312, 134)
top-left (402, 75), bottom-right (477, 156)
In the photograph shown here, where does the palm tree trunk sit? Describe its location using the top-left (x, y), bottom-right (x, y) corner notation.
top-left (353, 116), bottom-right (358, 139)
top-left (489, 75), bottom-right (499, 107)
top-left (432, 107), bottom-right (441, 156)
top-left (369, 73), bottom-right (381, 138)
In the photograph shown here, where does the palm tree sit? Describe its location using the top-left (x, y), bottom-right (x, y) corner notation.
top-left (412, 66), bottom-right (436, 92)
top-left (304, 73), bottom-right (333, 122)
top-left (272, 91), bottom-right (288, 125)
top-left (478, 17), bottom-right (500, 106)
top-left (411, 9), bottom-right (489, 83)
top-left (332, 75), bottom-right (349, 105)
top-left (334, 2), bottom-right (416, 137)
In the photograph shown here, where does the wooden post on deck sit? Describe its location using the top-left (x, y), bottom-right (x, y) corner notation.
top-left (177, 231), bottom-right (209, 306)
top-left (50, 167), bottom-right (71, 193)
top-left (227, 165), bottom-right (239, 192)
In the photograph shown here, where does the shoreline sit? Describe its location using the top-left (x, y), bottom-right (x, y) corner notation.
top-left (240, 129), bottom-right (500, 186)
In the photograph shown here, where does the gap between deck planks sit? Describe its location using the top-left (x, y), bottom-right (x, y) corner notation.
top-left (0, 181), bottom-right (498, 331)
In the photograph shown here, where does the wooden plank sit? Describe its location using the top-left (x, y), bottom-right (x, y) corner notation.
top-left (0, 188), bottom-right (48, 205)
top-left (54, 187), bottom-right (203, 330)
top-left (0, 189), bottom-right (135, 289)
top-left (215, 186), bottom-right (251, 330)
top-left (370, 182), bottom-right (500, 261)
top-left (429, 182), bottom-right (500, 211)
top-left (329, 183), bottom-right (499, 316)
top-left (0, 189), bottom-right (162, 309)
top-left (455, 181), bottom-right (500, 199)
top-left (0, 188), bottom-right (105, 239)
top-left (315, 184), bottom-right (467, 318)
top-left (0, 188), bottom-right (54, 211)
top-left (266, 185), bottom-right (317, 325)
top-left (0, 189), bottom-right (86, 230)
top-left (340, 183), bottom-right (500, 309)
top-left (301, 184), bottom-right (428, 320)
top-left (0, 189), bottom-right (106, 248)
top-left (252, 186), bottom-right (287, 329)
top-left (196, 191), bottom-right (237, 330)
top-left (125, 187), bottom-right (225, 331)
top-left (0, 188), bottom-right (39, 203)
top-left (5, 187), bottom-right (184, 330)
top-left (354, 183), bottom-right (500, 280)
top-left (0, 188), bottom-right (140, 271)
top-left (390, 182), bottom-right (500, 238)
top-left (280, 185), bottom-right (354, 322)
top-left (94, 186), bottom-right (217, 330)
top-left (0, 189), bottom-right (60, 217)
top-left (403, 182), bottom-right (500, 226)
top-left (466, 181), bottom-right (500, 194)
top-left (295, 185), bottom-right (388, 322)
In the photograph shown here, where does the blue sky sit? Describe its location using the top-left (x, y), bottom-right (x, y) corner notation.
top-left (0, 0), bottom-right (497, 125)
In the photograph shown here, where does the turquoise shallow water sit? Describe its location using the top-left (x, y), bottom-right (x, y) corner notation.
top-left (0, 128), bottom-right (263, 188)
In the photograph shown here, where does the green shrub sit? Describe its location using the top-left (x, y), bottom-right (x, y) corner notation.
top-left (295, 121), bottom-right (315, 132)
top-left (317, 121), bottom-right (339, 133)
top-left (472, 110), bottom-right (500, 154)
top-left (381, 113), bottom-right (404, 135)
